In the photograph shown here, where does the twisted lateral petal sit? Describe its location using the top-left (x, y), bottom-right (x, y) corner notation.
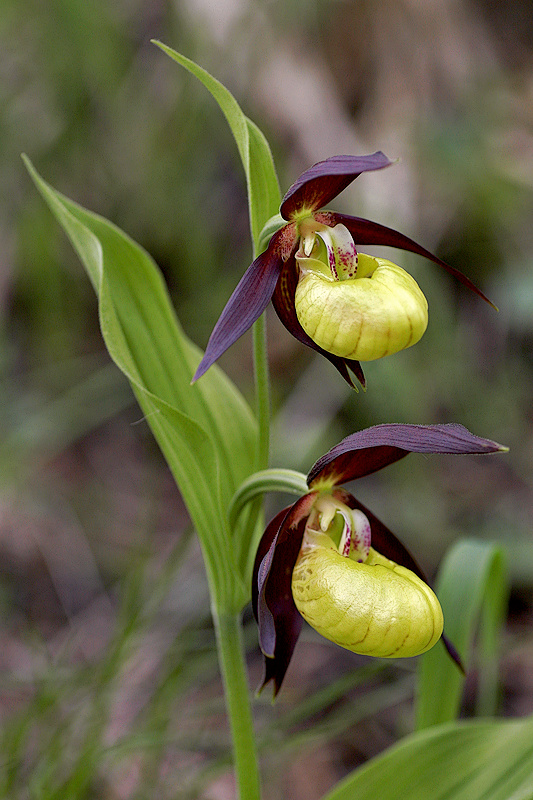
top-left (327, 212), bottom-right (496, 309)
top-left (253, 493), bottom-right (317, 695)
top-left (291, 533), bottom-right (443, 658)
top-left (251, 507), bottom-right (302, 694)
top-left (295, 255), bottom-right (428, 361)
top-left (308, 423), bottom-right (508, 487)
top-left (192, 230), bottom-right (288, 382)
top-left (280, 153), bottom-right (394, 220)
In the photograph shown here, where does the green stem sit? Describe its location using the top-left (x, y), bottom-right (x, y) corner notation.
top-left (213, 609), bottom-right (262, 800)
top-left (214, 250), bottom-right (269, 800)
top-left (253, 315), bottom-right (270, 471)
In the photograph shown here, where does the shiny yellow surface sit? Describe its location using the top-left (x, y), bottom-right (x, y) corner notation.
top-left (291, 531), bottom-right (443, 658)
top-left (294, 254), bottom-right (428, 361)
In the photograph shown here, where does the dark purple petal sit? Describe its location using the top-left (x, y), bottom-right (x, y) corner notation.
top-left (308, 423), bottom-right (507, 487)
top-left (441, 634), bottom-right (465, 672)
top-left (254, 492), bottom-right (317, 695)
top-left (326, 211), bottom-right (496, 309)
top-left (192, 231), bottom-right (288, 382)
top-left (280, 153), bottom-right (394, 220)
top-left (337, 488), bottom-right (464, 670)
top-left (252, 507), bottom-right (291, 624)
top-left (272, 257), bottom-right (366, 390)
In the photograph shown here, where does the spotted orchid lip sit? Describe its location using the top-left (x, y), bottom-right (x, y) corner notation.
top-left (192, 153), bottom-right (495, 388)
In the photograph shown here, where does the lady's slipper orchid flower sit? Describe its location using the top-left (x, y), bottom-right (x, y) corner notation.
top-left (193, 153), bottom-right (492, 388)
top-left (252, 423), bottom-right (506, 695)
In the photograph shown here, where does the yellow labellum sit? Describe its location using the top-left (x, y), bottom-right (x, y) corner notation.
top-left (291, 530), bottom-right (443, 658)
top-left (294, 254), bottom-right (428, 361)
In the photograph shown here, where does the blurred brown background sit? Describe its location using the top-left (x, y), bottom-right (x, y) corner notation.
top-left (1, 0), bottom-right (532, 797)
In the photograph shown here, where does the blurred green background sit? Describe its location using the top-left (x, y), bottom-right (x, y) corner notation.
top-left (1, 0), bottom-right (532, 797)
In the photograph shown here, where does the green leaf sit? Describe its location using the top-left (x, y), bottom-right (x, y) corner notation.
top-left (23, 155), bottom-right (258, 612)
top-left (152, 42), bottom-right (281, 253)
top-left (323, 716), bottom-right (533, 800)
top-left (416, 539), bottom-right (508, 729)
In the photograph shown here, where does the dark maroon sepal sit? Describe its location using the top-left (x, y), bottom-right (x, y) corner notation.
top-left (252, 507), bottom-right (291, 626)
top-left (192, 236), bottom-right (285, 382)
top-left (332, 212), bottom-right (496, 309)
top-left (308, 423), bottom-right (506, 487)
top-left (272, 258), bottom-right (366, 390)
top-left (253, 493), bottom-right (317, 695)
top-left (280, 153), bottom-right (394, 221)
top-left (441, 633), bottom-right (465, 673)
top-left (344, 359), bottom-right (366, 389)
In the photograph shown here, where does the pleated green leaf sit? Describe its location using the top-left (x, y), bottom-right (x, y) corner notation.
top-left (23, 155), bottom-right (257, 612)
top-left (324, 716), bottom-right (533, 800)
top-left (152, 42), bottom-right (281, 253)
top-left (416, 539), bottom-right (508, 729)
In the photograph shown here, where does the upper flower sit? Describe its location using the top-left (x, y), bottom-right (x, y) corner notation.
top-left (252, 423), bottom-right (506, 695)
top-left (193, 153), bottom-right (492, 388)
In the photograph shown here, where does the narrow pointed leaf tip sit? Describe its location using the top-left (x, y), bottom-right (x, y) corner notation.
top-left (280, 152), bottom-right (394, 220)
top-left (308, 423), bottom-right (507, 487)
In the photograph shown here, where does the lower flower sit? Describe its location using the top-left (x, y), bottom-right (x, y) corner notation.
top-left (252, 423), bottom-right (507, 696)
